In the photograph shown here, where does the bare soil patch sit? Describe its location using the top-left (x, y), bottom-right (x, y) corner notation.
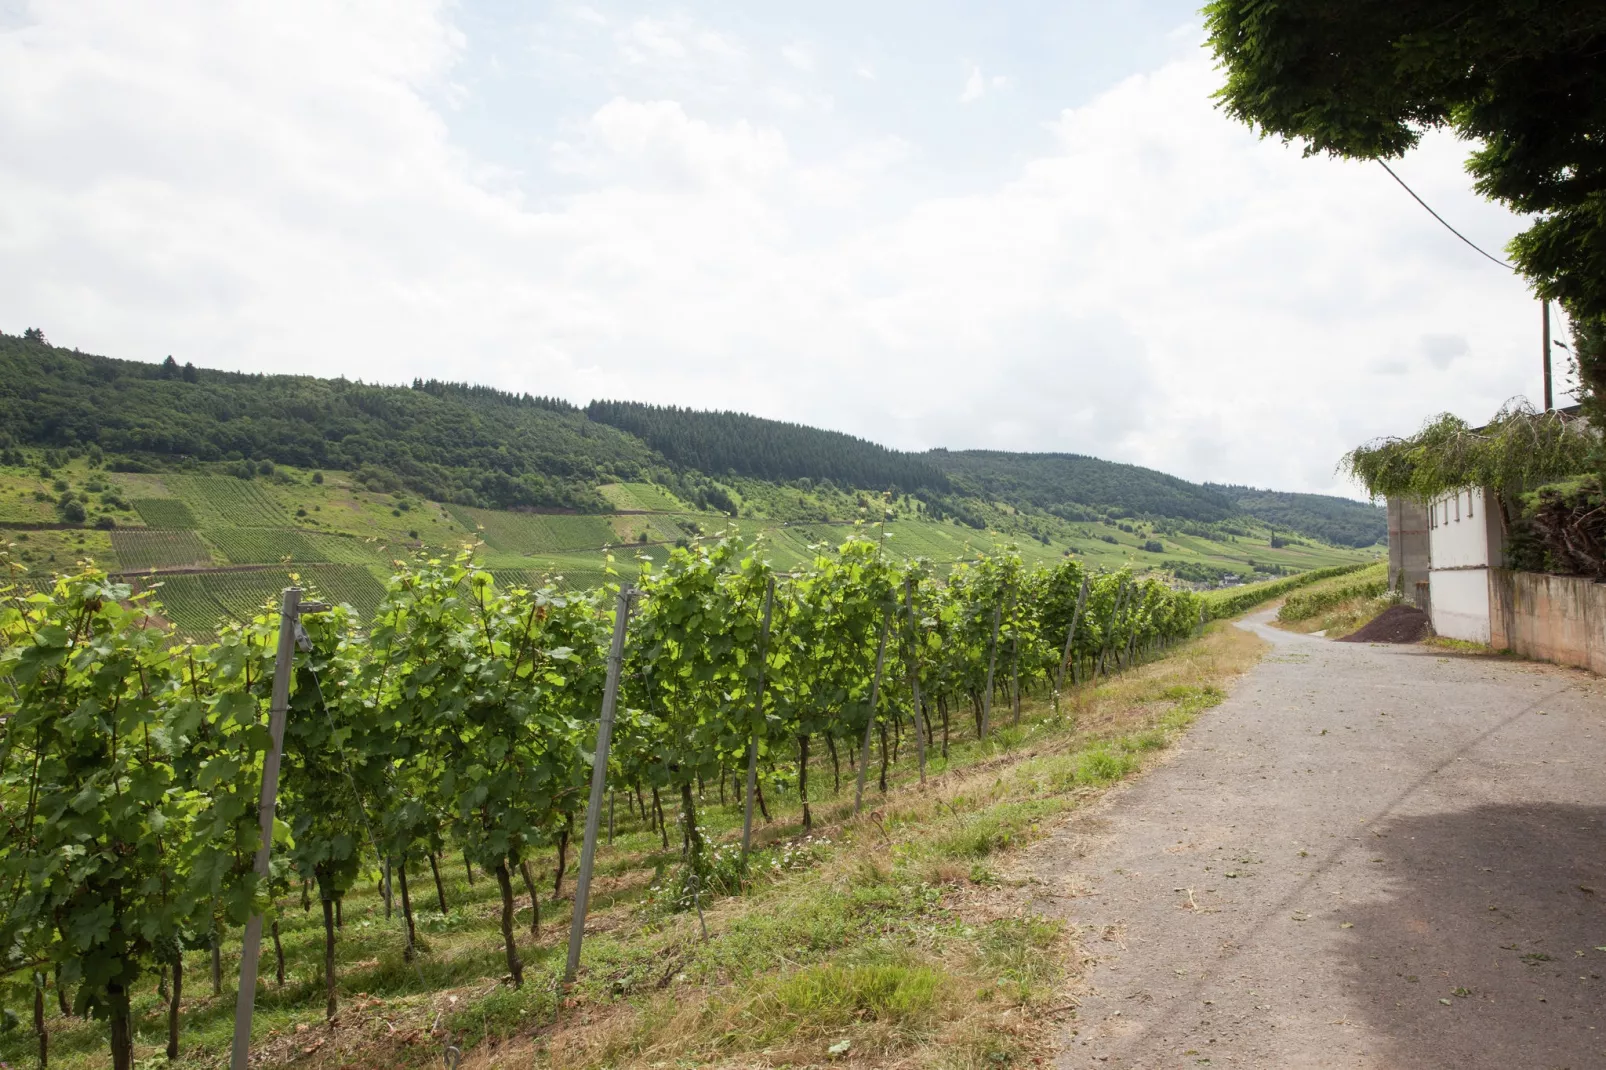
top-left (1338, 603), bottom-right (1429, 643)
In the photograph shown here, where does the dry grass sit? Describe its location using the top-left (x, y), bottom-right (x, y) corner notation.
top-left (455, 621), bottom-right (1268, 1070)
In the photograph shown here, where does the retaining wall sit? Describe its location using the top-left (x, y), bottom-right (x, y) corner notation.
top-left (1488, 568), bottom-right (1606, 675)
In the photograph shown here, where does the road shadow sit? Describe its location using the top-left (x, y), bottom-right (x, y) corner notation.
top-left (1337, 802), bottom-right (1606, 1069)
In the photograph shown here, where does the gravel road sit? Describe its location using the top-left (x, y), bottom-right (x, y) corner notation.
top-left (1029, 608), bottom-right (1606, 1069)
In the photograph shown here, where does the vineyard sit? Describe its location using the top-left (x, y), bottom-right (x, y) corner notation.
top-left (1275, 562), bottom-right (1392, 636)
top-left (0, 531), bottom-right (1222, 1068)
top-left (444, 507), bottom-right (619, 554)
top-left (129, 499), bottom-right (199, 529)
top-left (106, 529), bottom-right (213, 570)
top-left (130, 565), bottom-right (391, 636)
top-left (162, 476), bottom-right (292, 528)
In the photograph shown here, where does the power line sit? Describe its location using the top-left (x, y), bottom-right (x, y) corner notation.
top-left (1376, 159), bottom-right (1515, 271)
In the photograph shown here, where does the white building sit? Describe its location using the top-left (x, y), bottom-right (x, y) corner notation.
top-left (1426, 486), bottom-right (1504, 642)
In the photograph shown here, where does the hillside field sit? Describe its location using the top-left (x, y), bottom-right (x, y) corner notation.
top-left (1, 456), bottom-right (1378, 638)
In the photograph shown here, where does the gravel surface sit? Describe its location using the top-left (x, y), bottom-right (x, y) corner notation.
top-left (1028, 608), bottom-right (1606, 1069)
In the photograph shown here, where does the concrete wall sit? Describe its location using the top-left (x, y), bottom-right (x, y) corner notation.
top-left (1387, 497), bottom-right (1430, 610)
top-left (1428, 487), bottom-right (1505, 643)
top-left (1489, 569), bottom-right (1606, 675)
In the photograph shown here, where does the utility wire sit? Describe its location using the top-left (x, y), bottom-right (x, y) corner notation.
top-left (1376, 159), bottom-right (1514, 271)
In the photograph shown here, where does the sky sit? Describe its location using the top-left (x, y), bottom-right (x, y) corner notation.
top-left (0, 1), bottom-right (1562, 497)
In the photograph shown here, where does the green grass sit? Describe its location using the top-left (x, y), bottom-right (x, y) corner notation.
top-left (598, 482), bottom-right (692, 513)
top-left (131, 497), bottom-right (200, 528)
top-left (108, 529), bottom-right (213, 570)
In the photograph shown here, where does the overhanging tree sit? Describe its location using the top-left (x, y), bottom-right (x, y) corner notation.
top-left (1204, 1), bottom-right (1606, 395)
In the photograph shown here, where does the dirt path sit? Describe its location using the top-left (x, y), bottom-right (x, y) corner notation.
top-left (1028, 608), bottom-right (1606, 1069)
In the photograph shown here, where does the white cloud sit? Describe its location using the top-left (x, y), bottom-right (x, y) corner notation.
top-left (960, 65), bottom-right (985, 104)
top-left (781, 42), bottom-right (814, 73)
top-left (960, 64), bottom-right (1010, 104)
top-left (0, 3), bottom-right (1542, 498)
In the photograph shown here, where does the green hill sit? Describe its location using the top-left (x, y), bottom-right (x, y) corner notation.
top-left (1208, 484), bottom-right (1385, 548)
top-left (0, 334), bottom-right (655, 510)
top-left (0, 331), bottom-right (1381, 632)
top-left (927, 449), bottom-right (1236, 522)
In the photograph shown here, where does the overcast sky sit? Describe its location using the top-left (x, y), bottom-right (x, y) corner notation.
top-left (0, 1), bottom-right (1559, 497)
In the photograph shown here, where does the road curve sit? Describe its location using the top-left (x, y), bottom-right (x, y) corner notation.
top-left (1027, 608), bottom-right (1606, 1069)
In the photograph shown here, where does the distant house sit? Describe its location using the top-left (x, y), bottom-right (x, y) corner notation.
top-left (1388, 487), bottom-right (1505, 642)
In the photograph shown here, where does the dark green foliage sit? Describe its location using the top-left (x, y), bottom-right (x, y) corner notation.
top-left (926, 450), bottom-right (1236, 523)
top-left (1508, 477), bottom-right (1606, 576)
top-left (1210, 485), bottom-right (1385, 548)
top-left (1165, 560), bottom-right (1236, 585)
top-left (587, 400), bottom-right (950, 492)
top-left (0, 334), bottom-right (655, 511)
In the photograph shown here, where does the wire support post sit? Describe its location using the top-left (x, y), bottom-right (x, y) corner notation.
top-left (565, 585), bottom-right (635, 985)
top-left (230, 589), bottom-right (329, 1070)
top-left (852, 605), bottom-right (894, 817)
top-left (741, 577), bottom-right (776, 862)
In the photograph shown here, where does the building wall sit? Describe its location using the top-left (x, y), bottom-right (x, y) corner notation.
top-left (1489, 569), bottom-right (1606, 675)
top-left (1386, 497), bottom-right (1430, 610)
top-left (1431, 569), bottom-right (1492, 642)
top-left (1427, 487), bottom-right (1504, 642)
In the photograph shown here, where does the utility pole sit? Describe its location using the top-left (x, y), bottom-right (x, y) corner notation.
top-left (1542, 299), bottom-right (1554, 411)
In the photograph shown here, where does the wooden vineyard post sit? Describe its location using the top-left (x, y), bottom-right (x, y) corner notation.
top-left (564, 585), bottom-right (634, 985)
top-left (979, 600), bottom-right (1002, 740)
top-left (903, 579), bottom-right (927, 785)
top-left (1104, 581), bottom-right (1130, 677)
top-left (741, 577), bottom-right (776, 863)
top-left (853, 606), bottom-right (893, 816)
top-left (231, 589), bottom-right (328, 1070)
top-left (1055, 574), bottom-right (1090, 705)
top-left (1124, 589), bottom-right (1142, 670)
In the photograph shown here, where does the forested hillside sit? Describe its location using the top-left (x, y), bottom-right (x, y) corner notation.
top-left (1210, 484), bottom-right (1385, 548)
top-left (927, 449), bottom-right (1237, 522)
top-left (1, 332), bottom-right (1381, 546)
top-left (586, 400), bottom-right (949, 491)
top-left (0, 334), bottom-right (656, 511)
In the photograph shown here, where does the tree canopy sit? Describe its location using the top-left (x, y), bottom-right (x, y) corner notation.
top-left (1342, 402), bottom-right (1596, 501)
top-left (1205, 2), bottom-right (1606, 322)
